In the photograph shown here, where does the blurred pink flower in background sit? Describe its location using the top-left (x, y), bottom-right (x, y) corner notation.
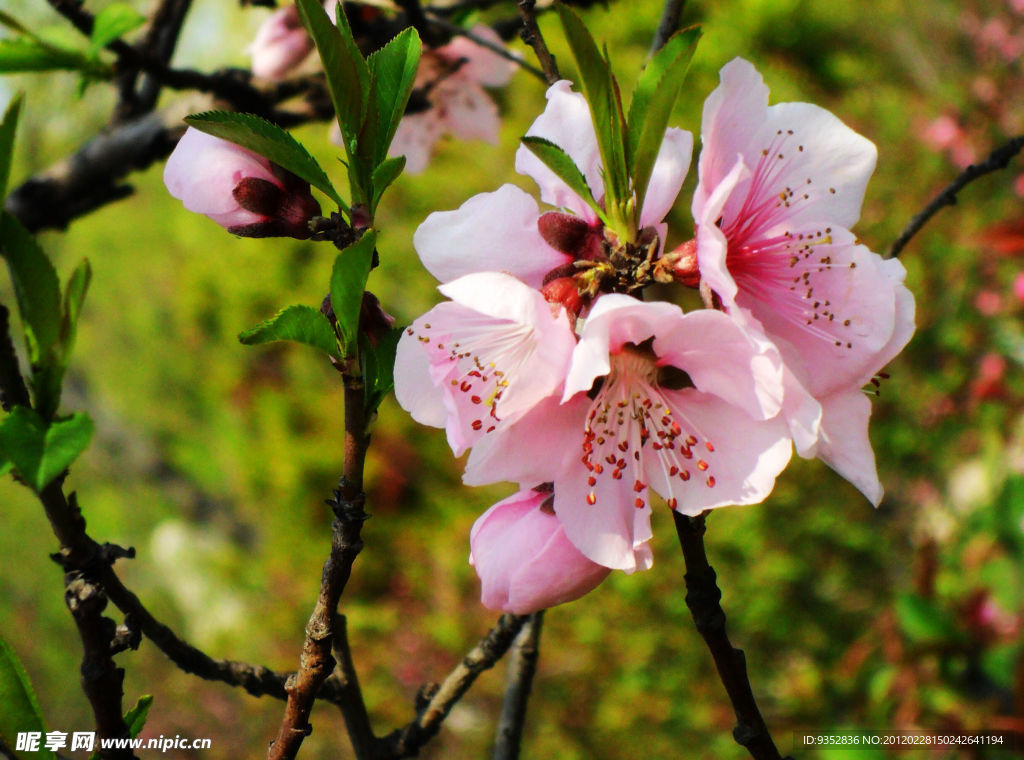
top-left (921, 115), bottom-right (976, 169)
top-left (470, 488), bottom-right (610, 613)
top-left (164, 127), bottom-right (320, 238)
top-left (388, 26), bottom-right (517, 173)
top-left (248, 4), bottom-right (315, 81)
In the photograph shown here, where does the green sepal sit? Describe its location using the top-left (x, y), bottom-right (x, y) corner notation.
top-left (184, 111), bottom-right (346, 210)
top-left (555, 4), bottom-right (630, 234)
top-left (627, 26), bottom-right (700, 215)
top-left (238, 304), bottom-right (341, 359)
top-left (360, 325), bottom-right (402, 414)
top-left (88, 3), bottom-right (146, 56)
top-left (0, 407), bottom-right (93, 493)
top-left (330, 231), bottom-right (377, 357)
top-left (0, 632), bottom-right (50, 760)
top-left (0, 93), bottom-right (23, 204)
top-left (520, 136), bottom-right (607, 224)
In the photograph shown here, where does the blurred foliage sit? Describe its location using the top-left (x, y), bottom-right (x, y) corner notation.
top-left (2, 0), bottom-right (1024, 758)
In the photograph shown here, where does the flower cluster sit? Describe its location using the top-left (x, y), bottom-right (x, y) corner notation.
top-left (396, 59), bottom-right (915, 614)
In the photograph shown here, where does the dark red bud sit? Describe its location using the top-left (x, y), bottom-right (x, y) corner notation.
top-left (360, 291), bottom-right (395, 347)
top-left (656, 238), bottom-right (700, 287)
top-left (538, 212), bottom-right (591, 255)
top-left (350, 203), bottom-right (371, 231)
top-left (233, 177), bottom-right (284, 216)
top-left (541, 276), bottom-right (584, 319)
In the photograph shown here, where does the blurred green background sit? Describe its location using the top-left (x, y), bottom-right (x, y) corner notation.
top-left (2, 0), bottom-right (1024, 757)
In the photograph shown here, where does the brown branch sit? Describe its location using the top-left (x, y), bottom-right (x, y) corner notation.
top-left (517, 0), bottom-right (560, 85)
top-left (649, 0), bottom-right (686, 54)
top-left (889, 134), bottom-right (1024, 257)
top-left (672, 512), bottom-right (791, 760)
top-left (377, 614), bottom-right (528, 759)
top-left (267, 362), bottom-right (371, 760)
top-left (492, 611), bottom-right (544, 760)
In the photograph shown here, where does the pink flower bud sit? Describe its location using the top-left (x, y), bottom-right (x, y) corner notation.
top-left (164, 128), bottom-right (320, 238)
top-left (470, 489), bottom-right (611, 614)
top-left (249, 5), bottom-right (315, 81)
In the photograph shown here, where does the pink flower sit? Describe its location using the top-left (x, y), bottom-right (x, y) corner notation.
top-left (164, 128), bottom-right (320, 238)
top-left (387, 26), bottom-right (517, 174)
top-left (393, 271), bottom-right (577, 456)
top-left (470, 487), bottom-right (610, 613)
top-left (465, 296), bottom-right (791, 571)
top-left (249, 4), bottom-right (315, 81)
top-left (692, 58), bottom-right (914, 504)
top-left (413, 80), bottom-right (693, 288)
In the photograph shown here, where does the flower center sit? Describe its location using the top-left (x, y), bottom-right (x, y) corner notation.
top-left (580, 345), bottom-right (716, 511)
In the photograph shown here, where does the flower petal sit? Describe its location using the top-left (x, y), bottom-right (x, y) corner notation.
top-left (639, 127), bottom-right (693, 229)
top-left (816, 389), bottom-right (883, 506)
top-left (515, 81), bottom-right (602, 222)
top-left (413, 184), bottom-right (570, 287)
top-left (440, 26), bottom-right (517, 87)
top-left (470, 488), bottom-right (610, 614)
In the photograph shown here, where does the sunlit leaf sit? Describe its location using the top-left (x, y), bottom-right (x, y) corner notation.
top-left (330, 231), bottom-right (377, 356)
top-left (361, 325), bottom-right (402, 413)
top-left (0, 632), bottom-right (49, 760)
top-left (520, 136), bottom-right (606, 223)
top-left (370, 155), bottom-right (405, 212)
top-left (365, 28), bottom-right (421, 168)
top-left (238, 304), bottom-right (340, 359)
top-left (627, 26), bottom-right (700, 215)
top-left (0, 93), bottom-right (23, 204)
top-left (0, 407), bottom-right (93, 493)
top-left (124, 694), bottom-right (153, 738)
top-left (89, 3), bottom-right (146, 55)
top-left (0, 211), bottom-right (61, 367)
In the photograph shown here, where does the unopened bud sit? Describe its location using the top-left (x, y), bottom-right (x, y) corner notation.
top-left (654, 238), bottom-right (700, 287)
top-left (541, 276), bottom-right (584, 320)
top-left (360, 291), bottom-right (396, 346)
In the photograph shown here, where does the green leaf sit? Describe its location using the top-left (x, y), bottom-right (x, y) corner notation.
top-left (0, 211), bottom-right (61, 367)
top-left (361, 325), bottom-right (402, 413)
top-left (124, 694), bottom-right (153, 738)
top-left (520, 136), bottom-right (606, 224)
top-left (58, 258), bottom-right (91, 370)
top-left (89, 3), bottom-right (146, 55)
top-left (627, 26), bottom-right (700, 215)
top-left (0, 632), bottom-right (49, 760)
top-left (0, 93), bottom-right (23, 204)
top-left (556, 4), bottom-right (630, 231)
top-left (0, 407), bottom-right (93, 493)
top-left (238, 304), bottom-right (340, 359)
top-left (296, 0), bottom-right (369, 201)
top-left (330, 231), bottom-right (377, 356)
top-left (0, 37), bottom-right (96, 74)
top-left (370, 155), bottom-right (405, 212)
top-left (365, 28), bottom-right (421, 168)
top-left (894, 593), bottom-right (963, 646)
top-left (184, 111), bottom-right (345, 209)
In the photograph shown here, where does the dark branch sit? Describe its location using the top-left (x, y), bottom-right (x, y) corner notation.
top-left (332, 614), bottom-right (377, 760)
top-left (425, 14), bottom-right (548, 83)
top-left (889, 135), bottom-right (1024, 257)
top-left (492, 612), bottom-right (544, 760)
top-left (517, 0), bottom-right (560, 85)
top-left (650, 0), bottom-right (686, 54)
top-left (378, 614), bottom-right (528, 759)
top-left (267, 358), bottom-right (371, 760)
top-left (672, 512), bottom-right (791, 760)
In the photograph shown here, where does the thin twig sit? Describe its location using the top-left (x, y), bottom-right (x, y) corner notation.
top-left (492, 612), bottom-right (544, 760)
top-left (889, 134), bottom-right (1024, 257)
top-left (672, 512), bottom-right (791, 760)
top-left (132, 0), bottom-right (195, 115)
top-left (331, 614), bottom-right (378, 760)
top-left (649, 0), bottom-right (686, 54)
top-left (377, 614), bottom-right (529, 759)
top-left (517, 0), bottom-right (560, 85)
top-left (425, 14), bottom-right (547, 83)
